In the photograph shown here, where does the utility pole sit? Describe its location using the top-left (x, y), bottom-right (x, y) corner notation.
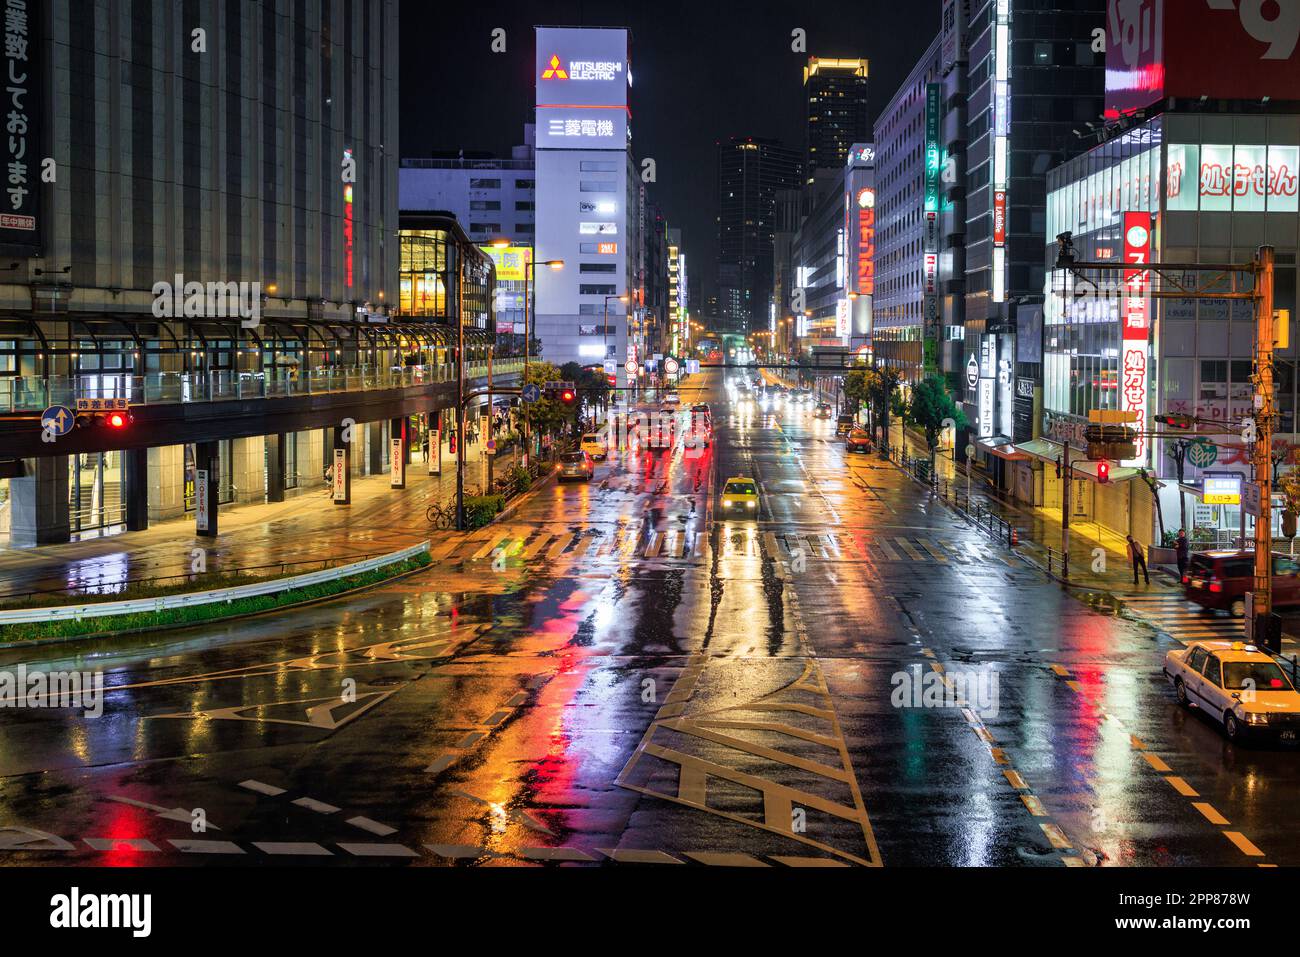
top-left (456, 274), bottom-right (466, 531)
top-left (1060, 447), bottom-right (1071, 581)
top-left (1252, 245), bottom-right (1276, 644)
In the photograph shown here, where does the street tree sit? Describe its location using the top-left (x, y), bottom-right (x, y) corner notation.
top-left (906, 375), bottom-right (967, 471)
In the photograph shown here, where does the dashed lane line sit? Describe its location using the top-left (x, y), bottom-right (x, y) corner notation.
top-left (1049, 662), bottom-right (1271, 865)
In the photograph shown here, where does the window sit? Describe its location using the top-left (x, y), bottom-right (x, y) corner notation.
top-left (515, 200), bottom-right (534, 211)
top-left (515, 179), bottom-right (535, 189)
top-left (1187, 646), bottom-right (1209, 674)
top-left (469, 178), bottom-right (501, 189)
top-left (580, 161), bottom-right (617, 172)
top-left (580, 181), bottom-right (617, 192)
top-left (469, 222), bottom-right (501, 233)
top-left (1204, 655), bottom-right (1222, 688)
top-left (580, 263), bottom-right (616, 273)
top-left (579, 284), bottom-right (616, 295)
top-left (470, 200), bottom-right (500, 211)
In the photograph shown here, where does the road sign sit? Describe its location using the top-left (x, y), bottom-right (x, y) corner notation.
top-left (686, 359), bottom-right (700, 374)
top-left (1243, 481), bottom-right (1262, 518)
top-left (965, 443), bottom-right (976, 459)
top-left (521, 383), bottom-right (541, 404)
top-left (664, 357), bottom-right (680, 376)
top-left (625, 359), bottom-right (637, 374)
top-left (485, 438), bottom-right (497, 455)
top-left (40, 405), bottom-right (73, 436)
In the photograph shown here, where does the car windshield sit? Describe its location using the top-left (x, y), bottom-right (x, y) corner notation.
top-left (837, 415), bottom-right (853, 423)
top-left (582, 434), bottom-right (601, 444)
top-left (725, 482), bottom-right (757, 496)
top-left (560, 452), bottom-right (586, 463)
top-left (1223, 660), bottom-right (1294, 691)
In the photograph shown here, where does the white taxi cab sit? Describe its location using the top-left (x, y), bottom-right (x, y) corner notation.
top-left (1163, 639), bottom-right (1300, 742)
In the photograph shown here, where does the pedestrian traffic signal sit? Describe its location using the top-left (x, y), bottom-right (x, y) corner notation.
top-left (1097, 461), bottom-right (1110, 484)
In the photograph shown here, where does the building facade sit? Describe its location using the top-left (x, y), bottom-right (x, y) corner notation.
top-left (716, 136), bottom-right (803, 332)
top-left (533, 26), bottom-right (637, 380)
top-left (0, 0), bottom-right (413, 547)
top-left (804, 57), bottom-right (870, 183)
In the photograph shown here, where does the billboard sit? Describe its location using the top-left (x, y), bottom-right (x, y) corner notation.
top-left (1106, 0), bottom-right (1300, 118)
top-left (0, 0), bottom-right (40, 254)
top-left (1121, 211), bottom-right (1152, 467)
top-left (536, 107), bottom-right (628, 150)
top-left (482, 244), bottom-right (532, 282)
top-left (536, 27), bottom-right (629, 109)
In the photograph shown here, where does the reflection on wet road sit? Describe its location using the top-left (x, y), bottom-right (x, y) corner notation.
top-left (0, 369), bottom-right (1294, 867)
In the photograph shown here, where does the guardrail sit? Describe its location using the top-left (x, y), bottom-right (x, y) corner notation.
top-left (0, 541), bottom-right (429, 626)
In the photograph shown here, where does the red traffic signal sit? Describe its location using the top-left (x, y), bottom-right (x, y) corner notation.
top-left (1155, 413), bottom-right (1194, 429)
top-left (560, 388), bottom-right (576, 404)
top-left (106, 410), bottom-right (129, 428)
top-left (1097, 461), bottom-right (1110, 484)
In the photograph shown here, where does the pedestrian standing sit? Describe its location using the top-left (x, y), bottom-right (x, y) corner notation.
top-left (1127, 534), bottom-right (1150, 586)
top-left (1175, 528), bottom-right (1190, 580)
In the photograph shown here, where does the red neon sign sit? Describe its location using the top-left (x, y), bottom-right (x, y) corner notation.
top-left (344, 182), bottom-right (354, 288)
top-left (993, 190), bottom-right (1007, 246)
top-left (1121, 210), bottom-right (1152, 462)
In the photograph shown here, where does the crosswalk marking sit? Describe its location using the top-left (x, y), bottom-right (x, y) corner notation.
top-left (1113, 593), bottom-right (1247, 644)
top-left (917, 538), bottom-right (948, 562)
top-left (671, 532), bottom-right (686, 559)
top-left (521, 532), bottom-right (551, 560)
top-left (896, 538), bottom-right (925, 561)
top-left (645, 531), bottom-right (664, 557)
top-left (876, 539), bottom-right (901, 561)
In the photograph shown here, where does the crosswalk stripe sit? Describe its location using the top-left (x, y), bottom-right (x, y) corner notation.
top-left (645, 531), bottom-right (663, 557)
top-left (918, 538), bottom-right (948, 562)
top-left (877, 539), bottom-right (901, 561)
top-left (522, 533), bottom-right (553, 560)
top-left (896, 538), bottom-right (925, 561)
top-left (547, 532), bottom-right (578, 560)
top-left (671, 532), bottom-right (686, 559)
top-left (429, 536), bottom-right (467, 561)
top-left (692, 532), bottom-right (707, 558)
top-left (764, 531), bottom-right (779, 556)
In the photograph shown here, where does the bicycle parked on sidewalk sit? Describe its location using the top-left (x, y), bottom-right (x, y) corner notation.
top-left (425, 501), bottom-right (454, 529)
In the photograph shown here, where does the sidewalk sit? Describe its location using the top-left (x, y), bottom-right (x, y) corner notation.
top-left (0, 429), bottom-right (517, 601)
top-left (886, 420), bottom-right (1182, 596)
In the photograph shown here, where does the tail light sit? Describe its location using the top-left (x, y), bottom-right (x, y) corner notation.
top-left (1209, 582), bottom-right (1223, 593)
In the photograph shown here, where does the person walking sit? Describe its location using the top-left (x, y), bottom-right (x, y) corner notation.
top-left (1175, 528), bottom-right (1190, 581)
top-left (1127, 534), bottom-right (1150, 587)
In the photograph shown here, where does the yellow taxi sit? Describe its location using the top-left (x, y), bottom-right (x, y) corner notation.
top-left (1163, 639), bottom-right (1300, 742)
top-left (580, 431), bottom-right (608, 461)
top-left (720, 476), bottom-right (760, 517)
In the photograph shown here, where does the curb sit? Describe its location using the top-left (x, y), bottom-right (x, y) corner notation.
top-left (0, 555), bottom-right (433, 650)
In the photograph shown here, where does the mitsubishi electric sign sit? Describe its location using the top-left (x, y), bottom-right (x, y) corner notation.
top-left (536, 27), bottom-right (630, 109)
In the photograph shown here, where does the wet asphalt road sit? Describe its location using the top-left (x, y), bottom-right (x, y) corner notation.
top-left (1, 368), bottom-right (1297, 868)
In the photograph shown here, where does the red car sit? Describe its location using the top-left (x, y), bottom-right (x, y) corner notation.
top-left (845, 427), bottom-right (873, 454)
top-left (1183, 550), bottom-right (1300, 617)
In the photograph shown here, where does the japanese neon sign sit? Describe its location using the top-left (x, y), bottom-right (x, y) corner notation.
top-left (1121, 210), bottom-right (1151, 466)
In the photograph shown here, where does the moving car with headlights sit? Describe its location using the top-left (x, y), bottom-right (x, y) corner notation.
top-left (580, 432), bottom-right (608, 461)
top-left (720, 476), bottom-right (760, 516)
top-left (814, 402), bottom-right (833, 419)
top-left (846, 426), bottom-right (873, 454)
top-left (1184, 551), bottom-right (1300, 618)
top-left (1164, 639), bottom-right (1300, 742)
top-left (663, 391), bottom-right (681, 405)
top-left (557, 450), bottom-right (594, 482)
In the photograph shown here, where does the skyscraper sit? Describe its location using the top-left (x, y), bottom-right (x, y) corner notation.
top-left (715, 136), bottom-right (803, 331)
top-left (803, 57), bottom-right (870, 183)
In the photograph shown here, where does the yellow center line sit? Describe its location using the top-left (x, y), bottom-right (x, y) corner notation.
top-left (1192, 802), bottom-right (1230, 826)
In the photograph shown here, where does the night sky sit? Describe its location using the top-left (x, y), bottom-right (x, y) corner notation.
top-left (399, 0), bottom-right (942, 303)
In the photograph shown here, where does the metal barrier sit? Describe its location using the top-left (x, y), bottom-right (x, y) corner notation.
top-left (0, 541), bottom-right (429, 626)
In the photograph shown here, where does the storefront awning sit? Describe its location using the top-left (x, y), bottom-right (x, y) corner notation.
top-left (1069, 459), bottom-right (1141, 483)
top-left (977, 436), bottom-right (1031, 461)
top-left (1015, 438), bottom-right (1063, 463)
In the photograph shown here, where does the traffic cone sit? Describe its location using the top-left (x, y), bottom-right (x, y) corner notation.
top-left (1010, 528), bottom-right (1019, 546)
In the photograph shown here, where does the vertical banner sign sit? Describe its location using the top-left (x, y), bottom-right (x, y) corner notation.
top-left (992, 0), bottom-right (1010, 303)
top-left (429, 425), bottom-right (441, 475)
top-left (924, 83), bottom-right (942, 370)
top-left (332, 447), bottom-right (348, 502)
top-left (993, 190), bottom-right (1007, 246)
top-left (856, 187), bottom-right (875, 294)
top-left (0, 0), bottom-right (40, 253)
top-left (390, 437), bottom-right (405, 489)
top-left (1121, 211), bottom-right (1152, 466)
top-left (978, 334), bottom-right (996, 439)
top-left (195, 468), bottom-right (210, 533)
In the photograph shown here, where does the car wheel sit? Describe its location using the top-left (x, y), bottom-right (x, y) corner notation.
top-left (1224, 710), bottom-right (1241, 741)
top-left (1175, 678), bottom-right (1189, 708)
top-left (1230, 597), bottom-right (1246, 618)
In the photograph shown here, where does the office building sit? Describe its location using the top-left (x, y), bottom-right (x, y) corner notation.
top-left (804, 57), bottom-right (870, 182)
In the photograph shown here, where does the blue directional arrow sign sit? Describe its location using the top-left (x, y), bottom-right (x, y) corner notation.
top-left (521, 383), bottom-right (541, 404)
top-left (40, 405), bottom-right (74, 436)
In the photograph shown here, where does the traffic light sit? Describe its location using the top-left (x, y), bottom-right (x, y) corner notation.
top-left (560, 387), bottom-right (576, 404)
top-left (1154, 413), bottom-right (1194, 429)
top-left (76, 410), bottom-right (134, 430)
top-left (1097, 461), bottom-right (1110, 484)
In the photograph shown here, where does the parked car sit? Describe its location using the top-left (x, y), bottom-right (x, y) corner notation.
top-left (835, 414), bottom-right (856, 436)
top-left (1183, 550), bottom-right (1300, 618)
top-left (1164, 639), bottom-right (1300, 742)
top-left (557, 450), bottom-right (594, 482)
top-left (845, 427), bottom-right (873, 454)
